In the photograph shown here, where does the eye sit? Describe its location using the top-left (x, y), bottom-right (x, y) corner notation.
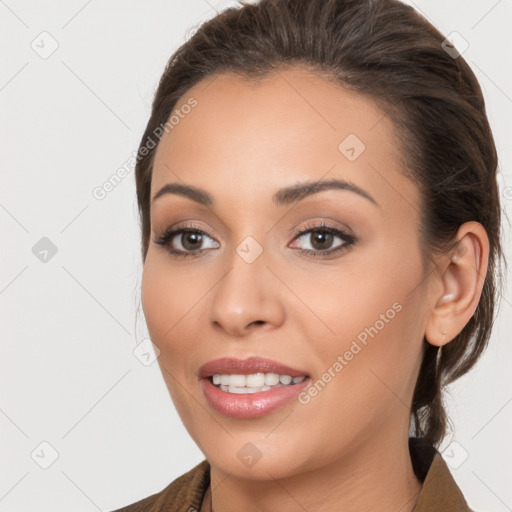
top-left (154, 224), bottom-right (219, 257)
top-left (289, 222), bottom-right (355, 257)
top-left (153, 221), bottom-right (356, 259)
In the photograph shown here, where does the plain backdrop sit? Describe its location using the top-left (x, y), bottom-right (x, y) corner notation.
top-left (1, 1), bottom-right (511, 511)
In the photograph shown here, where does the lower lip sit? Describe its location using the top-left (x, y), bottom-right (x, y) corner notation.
top-left (201, 377), bottom-right (311, 419)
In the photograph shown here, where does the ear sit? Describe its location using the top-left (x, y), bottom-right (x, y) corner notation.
top-left (424, 221), bottom-right (490, 347)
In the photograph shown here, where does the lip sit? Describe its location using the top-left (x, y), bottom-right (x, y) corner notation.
top-left (199, 357), bottom-right (311, 419)
top-left (201, 375), bottom-right (311, 418)
top-left (199, 356), bottom-right (309, 379)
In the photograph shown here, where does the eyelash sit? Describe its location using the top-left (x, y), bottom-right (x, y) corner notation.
top-left (153, 221), bottom-right (356, 259)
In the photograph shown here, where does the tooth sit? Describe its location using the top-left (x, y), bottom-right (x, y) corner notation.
top-left (214, 372), bottom-right (306, 390)
top-left (264, 373), bottom-right (280, 386)
top-left (246, 373), bottom-right (265, 387)
top-left (242, 387), bottom-right (261, 394)
top-left (228, 385), bottom-right (249, 394)
top-left (230, 374), bottom-right (246, 387)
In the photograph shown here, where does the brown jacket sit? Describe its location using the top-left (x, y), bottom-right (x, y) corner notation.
top-left (110, 438), bottom-right (472, 512)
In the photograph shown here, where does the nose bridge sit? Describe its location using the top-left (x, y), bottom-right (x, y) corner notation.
top-left (208, 235), bottom-right (285, 336)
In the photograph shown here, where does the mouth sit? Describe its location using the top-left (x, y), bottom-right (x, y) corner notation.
top-left (199, 357), bottom-right (311, 418)
top-left (199, 356), bottom-right (309, 382)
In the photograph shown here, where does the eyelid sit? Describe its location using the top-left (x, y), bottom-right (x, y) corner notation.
top-left (154, 220), bottom-right (352, 243)
top-left (153, 222), bottom-right (218, 247)
top-left (153, 220), bottom-right (215, 239)
top-left (288, 219), bottom-right (355, 240)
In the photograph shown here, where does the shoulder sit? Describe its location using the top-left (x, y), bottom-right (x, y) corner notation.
top-left (108, 459), bottom-right (210, 512)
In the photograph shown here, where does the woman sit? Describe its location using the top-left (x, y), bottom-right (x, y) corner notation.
top-left (112, 0), bottom-right (503, 510)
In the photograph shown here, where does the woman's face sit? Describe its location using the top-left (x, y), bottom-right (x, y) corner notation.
top-left (142, 67), bottom-right (432, 479)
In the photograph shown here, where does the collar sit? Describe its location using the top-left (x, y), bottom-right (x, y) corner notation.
top-left (409, 437), bottom-right (471, 511)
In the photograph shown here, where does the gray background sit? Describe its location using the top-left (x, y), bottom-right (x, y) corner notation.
top-left (1, 1), bottom-right (511, 511)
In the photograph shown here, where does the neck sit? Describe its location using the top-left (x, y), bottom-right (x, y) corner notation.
top-left (204, 430), bottom-right (422, 512)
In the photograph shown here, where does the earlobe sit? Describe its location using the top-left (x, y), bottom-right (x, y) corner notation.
top-left (424, 221), bottom-right (489, 347)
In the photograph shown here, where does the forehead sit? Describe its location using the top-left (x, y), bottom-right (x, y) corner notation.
top-left (151, 67), bottom-right (418, 214)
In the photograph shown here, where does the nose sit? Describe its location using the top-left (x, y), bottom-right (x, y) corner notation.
top-left (208, 247), bottom-right (286, 337)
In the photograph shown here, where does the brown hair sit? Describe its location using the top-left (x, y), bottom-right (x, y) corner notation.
top-left (134, 0), bottom-right (503, 447)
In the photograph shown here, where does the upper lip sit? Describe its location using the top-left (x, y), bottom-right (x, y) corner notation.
top-left (199, 357), bottom-right (309, 379)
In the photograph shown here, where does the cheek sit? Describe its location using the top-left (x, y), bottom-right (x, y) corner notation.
top-left (141, 262), bottom-right (174, 342)
top-left (141, 257), bottom-right (204, 417)
top-left (140, 256), bottom-right (200, 398)
top-left (288, 255), bottom-right (418, 354)
top-left (141, 253), bottom-right (202, 345)
top-left (294, 243), bottom-right (425, 396)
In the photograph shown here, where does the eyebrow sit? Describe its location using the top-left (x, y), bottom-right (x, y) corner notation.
top-left (151, 178), bottom-right (379, 208)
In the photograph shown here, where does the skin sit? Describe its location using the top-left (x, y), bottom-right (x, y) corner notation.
top-left (141, 66), bottom-right (489, 512)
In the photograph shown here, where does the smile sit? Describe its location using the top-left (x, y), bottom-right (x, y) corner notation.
top-left (211, 372), bottom-right (306, 393)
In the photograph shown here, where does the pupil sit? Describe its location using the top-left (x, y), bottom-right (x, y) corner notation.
top-left (312, 231), bottom-right (333, 250)
top-left (183, 232), bottom-right (202, 250)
